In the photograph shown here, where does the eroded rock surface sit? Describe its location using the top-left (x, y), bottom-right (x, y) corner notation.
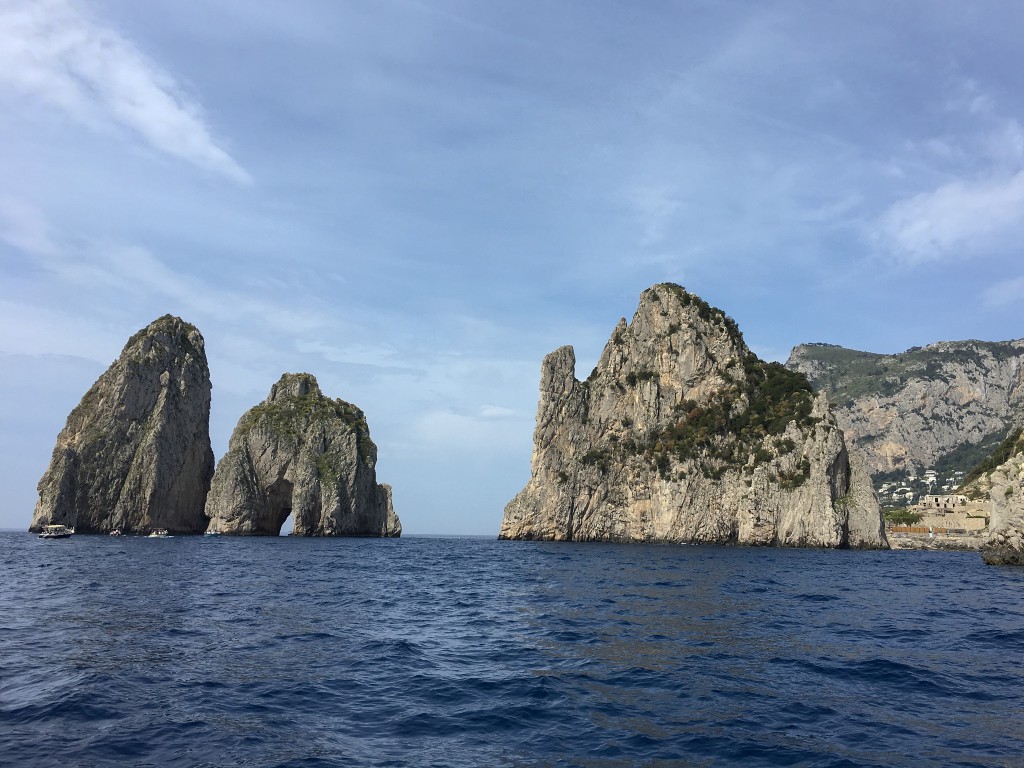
top-left (501, 284), bottom-right (886, 548)
top-left (962, 430), bottom-right (1024, 565)
top-left (205, 373), bottom-right (400, 537)
top-left (786, 340), bottom-right (1024, 477)
top-left (31, 315), bottom-right (214, 534)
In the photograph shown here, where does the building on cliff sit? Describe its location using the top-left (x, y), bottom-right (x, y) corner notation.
top-left (500, 284), bottom-right (887, 548)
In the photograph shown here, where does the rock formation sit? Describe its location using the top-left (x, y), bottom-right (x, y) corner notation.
top-left (31, 315), bottom-right (214, 534)
top-left (786, 341), bottom-right (1024, 478)
top-left (501, 284), bottom-right (886, 548)
top-left (204, 373), bottom-right (401, 537)
top-left (958, 429), bottom-right (1024, 565)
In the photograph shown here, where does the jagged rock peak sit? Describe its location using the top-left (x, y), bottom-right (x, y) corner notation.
top-left (500, 284), bottom-right (887, 548)
top-left (205, 373), bottom-right (400, 537)
top-left (30, 314), bottom-right (214, 534)
top-left (269, 372), bottom-right (319, 402)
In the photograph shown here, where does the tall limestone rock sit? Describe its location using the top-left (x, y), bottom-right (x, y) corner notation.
top-left (205, 373), bottom-right (401, 537)
top-left (31, 315), bottom-right (214, 534)
top-left (500, 284), bottom-right (886, 548)
top-left (786, 341), bottom-right (1024, 478)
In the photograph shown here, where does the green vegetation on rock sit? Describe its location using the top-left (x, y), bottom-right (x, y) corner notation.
top-left (239, 390), bottom-right (375, 461)
top-left (792, 341), bottom-right (1023, 406)
top-left (654, 283), bottom-right (743, 347)
top-left (580, 351), bottom-right (818, 482)
top-left (960, 427), bottom-right (1023, 490)
top-left (884, 509), bottom-right (923, 526)
top-left (645, 355), bottom-right (815, 474)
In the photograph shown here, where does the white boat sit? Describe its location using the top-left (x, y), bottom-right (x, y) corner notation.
top-left (147, 529), bottom-right (170, 538)
top-left (109, 529), bottom-right (123, 536)
top-left (39, 524), bottom-right (75, 539)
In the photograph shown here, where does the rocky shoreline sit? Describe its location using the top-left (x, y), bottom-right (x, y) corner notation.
top-left (886, 532), bottom-right (985, 552)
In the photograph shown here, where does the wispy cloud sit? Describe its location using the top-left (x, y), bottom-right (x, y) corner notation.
top-left (0, 196), bottom-right (59, 256)
top-left (873, 78), bottom-right (1024, 264)
top-left (0, 0), bottom-right (250, 183)
top-left (626, 184), bottom-right (681, 248)
top-left (983, 276), bottom-right (1024, 308)
top-left (0, 200), bottom-right (323, 349)
top-left (874, 171), bottom-right (1024, 263)
top-left (294, 339), bottom-right (415, 371)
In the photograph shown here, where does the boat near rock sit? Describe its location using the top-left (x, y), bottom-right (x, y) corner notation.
top-left (38, 524), bottom-right (74, 539)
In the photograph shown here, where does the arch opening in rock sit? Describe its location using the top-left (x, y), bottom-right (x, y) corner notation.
top-left (265, 478), bottom-right (294, 536)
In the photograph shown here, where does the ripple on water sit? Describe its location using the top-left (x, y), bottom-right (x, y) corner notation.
top-left (1, 535), bottom-right (1023, 767)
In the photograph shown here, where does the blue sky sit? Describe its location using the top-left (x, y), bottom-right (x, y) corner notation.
top-left (2, 1), bottom-right (1023, 533)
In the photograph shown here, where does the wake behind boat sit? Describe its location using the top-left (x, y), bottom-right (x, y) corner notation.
top-left (39, 524), bottom-right (74, 539)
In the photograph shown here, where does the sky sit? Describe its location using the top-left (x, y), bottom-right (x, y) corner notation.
top-left (2, 0), bottom-right (1023, 534)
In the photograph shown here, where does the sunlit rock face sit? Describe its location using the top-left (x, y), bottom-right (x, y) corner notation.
top-left (31, 315), bottom-right (214, 535)
top-left (205, 373), bottom-right (400, 537)
top-left (786, 340), bottom-right (1024, 478)
top-left (501, 284), bottom-right (886, 548)
top-left (962, 429), bottom-right (1024, 566)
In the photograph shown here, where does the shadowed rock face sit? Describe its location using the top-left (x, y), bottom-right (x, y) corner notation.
top-left (30, 315), bottom-right (214, 534)
top-left (204, 373), bottom-right (400, 537)
top-left (500, 284), bottom-right (886, 548)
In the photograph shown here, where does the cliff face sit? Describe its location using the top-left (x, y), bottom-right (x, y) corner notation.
top-left (786, 341), bottom-right (1024, 477)
top-left (958, 430), bottom-right (1024, 565)
top-left (31, 315), bottom-right (214, 534)
top-left (204, 373), bottom-right (401, 537)
top-left (501, 285), bottom-right (886, 548)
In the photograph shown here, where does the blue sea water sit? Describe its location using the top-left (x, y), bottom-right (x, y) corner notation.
top-left (2, 532), bottom-right (1023, 767)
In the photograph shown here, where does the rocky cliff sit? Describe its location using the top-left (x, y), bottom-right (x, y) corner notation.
top-left (204, 373), bottom-right (401, 537)
top-left (501, 284), bottom-right (886, 548)
top-left (786, 341), bottom-right (1024, 478)
top-left (30, 315), bottom-right (214, 534)
top-left (958, 429), bottom-right (1024, 565)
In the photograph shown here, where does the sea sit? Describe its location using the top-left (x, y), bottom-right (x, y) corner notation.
top-left (2, 532), bottom-right (1023, 768)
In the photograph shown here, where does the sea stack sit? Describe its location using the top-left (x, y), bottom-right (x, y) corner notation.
top-left (31, 315), bottom-right (215, 535)
top-left (500, 284), bottom-right (887, 548)
top-left (204, 373), bottom-right (401, 537)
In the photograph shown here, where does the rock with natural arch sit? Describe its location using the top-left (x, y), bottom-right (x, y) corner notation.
top-left (204, 373), bottom-right (401, 537)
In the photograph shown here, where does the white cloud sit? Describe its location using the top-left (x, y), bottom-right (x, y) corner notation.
top-left (945, 77), bottom-right (995, 118)
top-left (627, 184), bottom-right (680, 247)
top-left (874, 171), bottom-right (1024, 264)
top-left (294, 339), bottom-right (409, 370)
top-left (0, 196), bottom-right (59, 256)
top-left (0, 299), bottom-right (120, 361)
top-left (406, 408), bottom-right (527, 454)
top-left (1, 205), bottom-right (327, 341)
top-left (479, 404), bottom-right (516, 419)
top-left (0, 0), bottom-right (250, 183)
top-left (983, 276), bottom-right (1024, 308)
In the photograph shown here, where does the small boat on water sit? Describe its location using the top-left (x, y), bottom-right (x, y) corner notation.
top-left (39, 524), bottom-right (75, 539)
top-left (203, 529), bottom-right (222, 537)
top-left (147, 529), bottom-right (170, 538)
top-left (109, 529), bottom-right (123, 536)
